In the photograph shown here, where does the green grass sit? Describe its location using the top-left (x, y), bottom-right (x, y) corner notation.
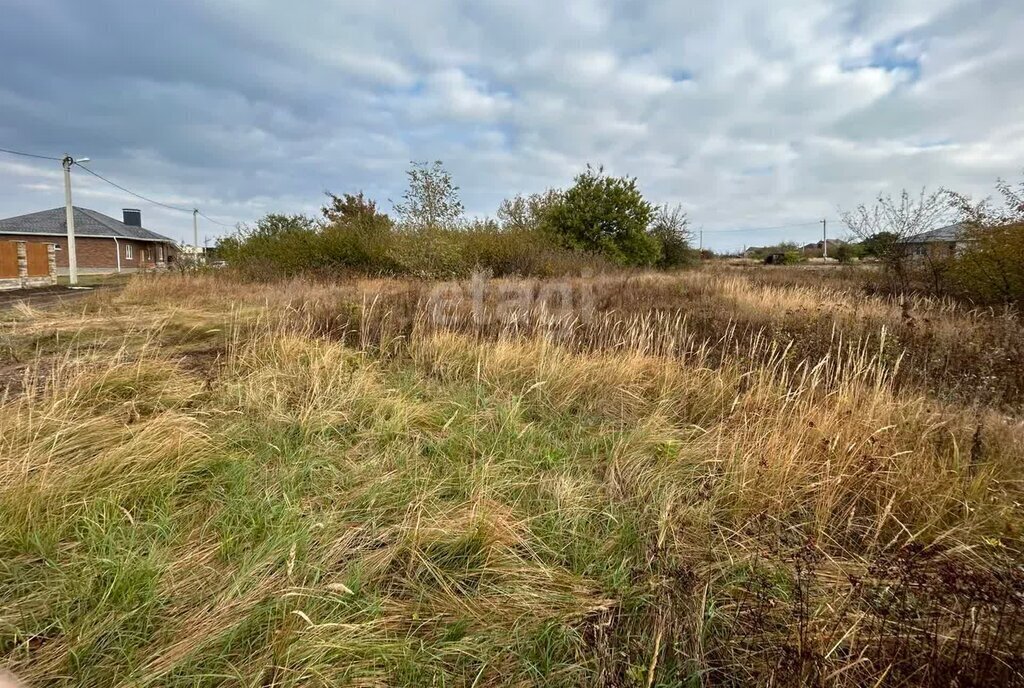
top-left (55, 273), bottom-right (131, 288)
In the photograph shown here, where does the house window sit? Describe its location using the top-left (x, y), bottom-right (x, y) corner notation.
top-left (125, 244), bottom-right (134, 260)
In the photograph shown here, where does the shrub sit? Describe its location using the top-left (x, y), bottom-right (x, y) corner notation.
top-left (649, 204), bottom-right (696, 268)
top-left (544, 165), bottom-right (660, 266)
top-left (217, 214), bottom-right (322, 277)
top-left (834, 243), bottom-right (862, 263)
top-left (496, 190), bottom-right (563, 232)
top-left (951, 222), bottom-right (1024, 307)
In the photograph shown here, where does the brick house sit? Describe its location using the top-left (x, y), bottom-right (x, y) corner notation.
top-left (0, 207), bottom-right (177, 274)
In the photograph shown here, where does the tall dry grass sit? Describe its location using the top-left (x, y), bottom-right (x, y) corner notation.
top-left (0, 269), bottom-right (1022, 685)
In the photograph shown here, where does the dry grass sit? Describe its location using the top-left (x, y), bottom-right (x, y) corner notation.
top-left (0, 268), bottom-right (1022, 686)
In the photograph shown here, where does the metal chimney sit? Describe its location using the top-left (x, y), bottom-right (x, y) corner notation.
top-left (122, 209), bottom-right (142, 227)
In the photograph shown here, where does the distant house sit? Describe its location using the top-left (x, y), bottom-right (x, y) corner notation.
top-left (802, 239), bottom-right (846, 252)
top-left (902, 222), bottom-right (970, 258)
top-left (0, 207), bottom-right (177, 274)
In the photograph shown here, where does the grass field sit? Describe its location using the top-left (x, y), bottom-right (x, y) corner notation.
top-left (1, 267), bottom-right (1022, 686)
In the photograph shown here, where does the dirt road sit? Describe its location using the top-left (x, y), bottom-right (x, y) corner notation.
top-left (0, 284), bottom-right (120, 311)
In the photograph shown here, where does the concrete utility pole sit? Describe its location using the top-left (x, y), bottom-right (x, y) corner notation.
top-left (62, 155), bottom-right (85, 286)
top-left (698, 226), bottom-right (703, 254)
top-left (192, 208), bottom-right (203, 264)
top-left (822, 218), bottom-right (828, 259)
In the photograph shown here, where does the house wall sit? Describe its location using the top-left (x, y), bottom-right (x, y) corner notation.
top-left (0, 235), bottom-right (175, 273)
top-left (0, 241), bottom-right (57, 290)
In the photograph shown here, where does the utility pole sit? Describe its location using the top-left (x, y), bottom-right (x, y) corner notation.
top-left (62, 155), bottom-right (82, 286)
top-left (698, 226), bottom-right (703, 254)
top-left (192, 208), bottom-right (201, 264)
top-left (822, 218), bottom-right (828, 259)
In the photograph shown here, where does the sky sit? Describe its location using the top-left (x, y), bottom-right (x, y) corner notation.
top-left (0, 0), bottom-right (1022, 252)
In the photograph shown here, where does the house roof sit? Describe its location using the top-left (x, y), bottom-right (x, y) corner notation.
top-left (904, 222), bottom-right (968, 244)
top-left (0, 207), bottom-right (175, 243)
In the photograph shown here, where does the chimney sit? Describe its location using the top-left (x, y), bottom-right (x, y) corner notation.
top-left (122, 209), bottom-right (142, 227)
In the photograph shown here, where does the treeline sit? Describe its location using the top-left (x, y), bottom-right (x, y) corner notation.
top-left (218, 162), bottom-right (696, 279)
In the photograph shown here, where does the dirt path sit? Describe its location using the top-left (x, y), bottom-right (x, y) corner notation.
top-left (0, 284), bottom-right (121, 311)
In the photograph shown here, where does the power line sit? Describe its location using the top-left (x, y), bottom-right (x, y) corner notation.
top-left (196, 209), bottom-right (237, 228)
top-left (0, 146), bottom-right (237, 229)
top-left (702, 221), bottom-right (825, 234)
top-left (73, 162), bottom-right (237, 230)
top-left (0, 146), bottom-right (62, 161)
top-left (73, 162), bottom-right (194, 213)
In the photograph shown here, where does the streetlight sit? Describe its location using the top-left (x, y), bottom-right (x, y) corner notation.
top-left (61, 155), bottom-right (89, 286)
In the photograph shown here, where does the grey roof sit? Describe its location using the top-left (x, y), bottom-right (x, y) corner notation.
top-left (0, 207), bottom-right (174, 242)
top-left (904, 222), bottom-right (968, 244)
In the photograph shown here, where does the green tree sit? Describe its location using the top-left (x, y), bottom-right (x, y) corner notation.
top-left (322, 191), bottom-right (390, 227)
top-left (859, 231), bottom-right (899, 258)
top-left (319, 192), bottom-right (396, 272)
top-left (545, 165), bottom-right (659, 266)
top-left (393, 161), bottom-right (464, 230)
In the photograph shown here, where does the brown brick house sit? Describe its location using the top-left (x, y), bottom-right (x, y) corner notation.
top-left (0, 207), bottom-right (177, 274)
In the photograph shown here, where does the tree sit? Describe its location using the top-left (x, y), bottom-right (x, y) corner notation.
top-left (320, 192), bottom-right (395, 272)
top-left (648, 204), bottom-right (695, 268)
top-left (393, 161), bottom-right (464, 230)
top-left (859, 231), bottom-right (899, 259)
top-left (952, 223), bottom-right (1024, 307)
top-left (496, 189), bottom-right (563, 232)
top-left (841, 188), bottom-right (952, 286)
top-left (544, 165), bottom-right (659, 266)
top-left (948, 174), bottom-right (1024, 229)
top-left (947, 174), bottom-right (1024, 306)
top-left (322, 191), bottom-right (390, 227)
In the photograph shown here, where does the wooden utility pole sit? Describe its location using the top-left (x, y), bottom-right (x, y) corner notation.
top-left (822, 218), bottom-right (828, 259)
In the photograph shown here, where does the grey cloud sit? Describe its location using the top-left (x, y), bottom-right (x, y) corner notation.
top-left (0, 0), bottom-right (1022, 249)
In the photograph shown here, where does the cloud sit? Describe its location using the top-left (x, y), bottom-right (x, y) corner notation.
top-left (0, 0), bottom-right (1021, 250)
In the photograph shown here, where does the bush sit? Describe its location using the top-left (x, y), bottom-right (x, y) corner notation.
top-left (544, 166), bottom-right (660, 267)
top-left (217, 214), bottom-right (322, 278)
top-left (649, 204), bottom-right (696, 268)
top-left (951, 223), bottom-right (1024, 307)
top-left (218, 162), bottom-right (698, 280)
top-left (750, 242), bottom-right (804, 264)
top-left (834, 243), bottom-right (862, 263)
top-left (220, 210), bottom-right (612, 280)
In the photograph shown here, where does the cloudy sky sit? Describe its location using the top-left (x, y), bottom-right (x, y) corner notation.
top-left (1, 0), bottom-right (1021, 250)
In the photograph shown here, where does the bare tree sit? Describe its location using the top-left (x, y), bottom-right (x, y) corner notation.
top-left (948, 174), bottom-right (1024, 228)
top-left (841, 188), bottom-right (953, 287)
top-left (649, 204), bottom-right (695, 268)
